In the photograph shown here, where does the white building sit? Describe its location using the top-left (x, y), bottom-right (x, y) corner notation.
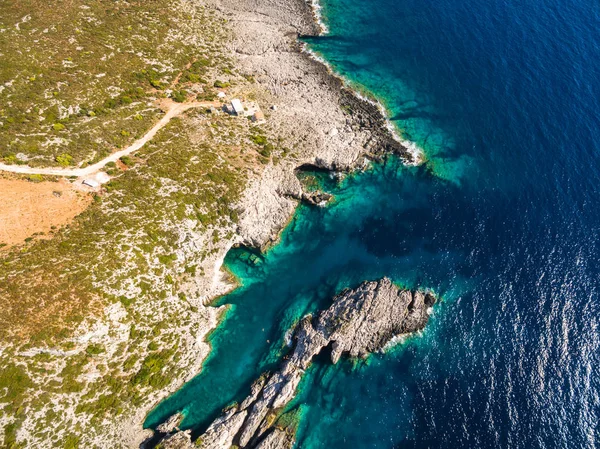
top-left (230, 99), bottom-right (245, 116)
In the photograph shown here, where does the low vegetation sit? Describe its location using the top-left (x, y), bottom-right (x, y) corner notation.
top-left (0, 0), bottom-right (231, 167)
top-left (0, 99), bottom-right (275, 446)
top-left (0, 1), bottom-right (287, 448)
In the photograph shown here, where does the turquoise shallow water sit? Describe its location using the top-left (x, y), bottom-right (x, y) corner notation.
top-left (146, 161), bottom-right (464, 433)
top-left (147, 0), bottom-right (600, 447)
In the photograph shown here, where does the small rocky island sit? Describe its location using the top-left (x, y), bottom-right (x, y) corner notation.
top-left (154, 278), bottom-right (436, 449)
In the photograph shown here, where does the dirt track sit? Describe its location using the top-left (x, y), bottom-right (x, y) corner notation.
top-left (0, 100), bottom-right (218, 177)
top-left (0, 100), bottom-right (221, 247)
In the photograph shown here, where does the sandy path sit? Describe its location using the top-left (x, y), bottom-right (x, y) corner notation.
top-left (0, 101), bottom-right (218, 177)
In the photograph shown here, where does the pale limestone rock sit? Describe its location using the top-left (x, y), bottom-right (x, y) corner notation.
top-left (176, 278), bottom-right (436, 449)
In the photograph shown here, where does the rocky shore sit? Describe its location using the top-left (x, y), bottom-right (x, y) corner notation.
top-left (152, 278), bottom-right (436, 449)
top-left (207, 0), bottom-right (417, 250)
top-left (133, 0), bottom-right (423, 445)
top-left (174, 0), bottom-right (420, 302)
top-left (0, 0), bottom-right (426, 447)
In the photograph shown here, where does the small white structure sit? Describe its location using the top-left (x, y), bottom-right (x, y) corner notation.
top-left (82, 179), bottom-right (100, 188)
top-left (230, 99), bottom-right (244, 116)
top-left (217, 91), bottom-right (226, 99)
top-left (95, 171), bottom-right (110, 184)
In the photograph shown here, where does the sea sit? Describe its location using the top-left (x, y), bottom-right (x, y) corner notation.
top-left (145, 0), bottom-right (600, 447)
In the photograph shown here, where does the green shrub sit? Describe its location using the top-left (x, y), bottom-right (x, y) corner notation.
top-left (56, 153), bottom-right (73, 167)
top-left (258, 145), bottom-right (272, 158)
top-left (250, 134), bottom-right (268, 146)
top-left (0, 364), bottom-right (32, 405)
top-left (120, 156), bottom-right (133, 166)
top-left (119, 296), bottom-right (133, 307)
top-left (3, 153), bottom-right (17, 164)
top-left (150, 79), bottom-right (164, 89)
top-left (195, 58), bottom-right (211, 67)
top-left (182, 73), bottom-right (201, 83)
top-left (158, 253), bottom-right (177, 265)
top-left (170, 90), bottom-right (187, 103)
top-left (130, 350), bottom-right (173, 387)
top-left (52, 123), bottom-right (65, 131)
top-left (213, 80), bottom-right (229, 88)
top-left (3, 422), bottom-right (18, 448)
top-left (28, 174), bottom-right (44, 183)
top-left (86, 344), bottom-right (105, 356)
top-left (197, 91), bottom-right (216, 101)
top-left (104, 98), bottom-right (118, 109)
top-left (123, 355), bottom-right (137, 371)
top-left (63, 434), bottom-right (80, 449)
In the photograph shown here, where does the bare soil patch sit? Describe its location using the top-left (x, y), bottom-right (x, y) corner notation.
top-left (0, 177), bottom-right (92, 248)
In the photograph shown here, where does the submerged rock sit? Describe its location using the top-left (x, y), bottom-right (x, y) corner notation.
top-left (156, 278), bottom-right (435, 449)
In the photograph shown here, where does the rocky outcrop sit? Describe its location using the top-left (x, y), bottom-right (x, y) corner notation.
top-left (155, 278), bottom-right (435, 449)
top-left (338, 89), bottom-right (412, 162)
top-left (156, 413), bottom-right (184, 434)
top-left (210, 0), bottom-right (421, 250)
top-left (281, 188), bottom-right (333, 206)
top-left (140, 0), bottom-right (428, 443)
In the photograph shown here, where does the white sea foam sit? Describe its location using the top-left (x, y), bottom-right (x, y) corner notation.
top-left (308, 0), bottom-right (329, 35)
top-left (382, 333), bottom-right (410, 351)
top-left (300, 42), bottom-right (424, 164)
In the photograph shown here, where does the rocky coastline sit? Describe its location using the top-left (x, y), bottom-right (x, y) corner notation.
top-left (151, 278), bottom-right (436, 449)
top-left (132, 0), bottom-right (423, 446)
top-left (0, 0), bottom-right (426, 447)
top-left (211, 0), bottom-right (417, 250)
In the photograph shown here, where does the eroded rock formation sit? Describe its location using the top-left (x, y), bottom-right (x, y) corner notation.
top-left (155, 278), bottom-right (436, 449)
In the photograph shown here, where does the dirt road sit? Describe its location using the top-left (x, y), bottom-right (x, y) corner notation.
top-left (0, 100), bottom-right (218, 177)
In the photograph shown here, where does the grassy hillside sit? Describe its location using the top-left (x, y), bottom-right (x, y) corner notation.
top-left (0, 0), bottom-right (226, 167)
top-left (0, 1), bottom-right (289, 447)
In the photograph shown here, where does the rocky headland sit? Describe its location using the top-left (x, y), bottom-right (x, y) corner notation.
top-left (135, 0), bottom-right (426, 445)
top-left (153, 278), bottom-right (436, 449)
top-left (205, 0), bottom-right (419, 251)
top-left (0, 0), bottom-right (427, 447)
top-left (181, 0), bottom-right (424, 314)
top-left (113, 0), bottom-right (427, 445)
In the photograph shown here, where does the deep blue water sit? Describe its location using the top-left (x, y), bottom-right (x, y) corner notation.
top-left (147, 0), bottom-right (600, 447)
